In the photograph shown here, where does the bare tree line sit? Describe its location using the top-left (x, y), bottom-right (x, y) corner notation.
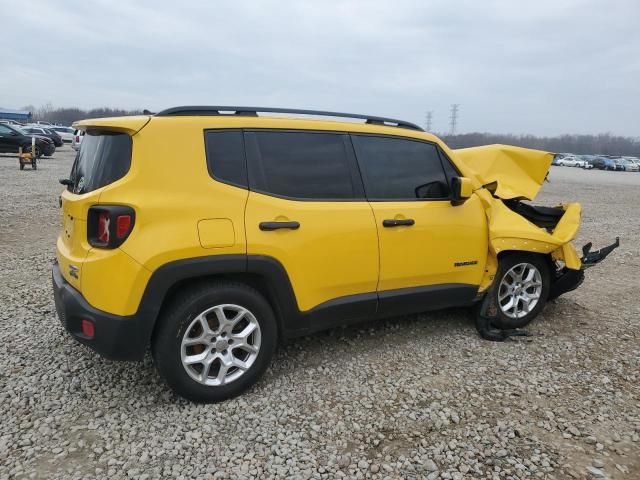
top-left (441, 132), bottom-right (640, 157)
top-left (21, 104), bottom-right (640, 157)
top-left (21, 103), bottom-right (143, 127)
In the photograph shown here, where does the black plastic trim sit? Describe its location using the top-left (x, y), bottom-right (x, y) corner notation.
top-left (378, 284), bottom-right (478, 316)
top-left (156, 106), bottom-right (424, 131)
top-left (548, 268), bottom-right (584, 301)
top-left (382, 218), bottom-right (415, 227)
top-left (54, 254), bottom-right (479, 360)
top-left (259, 221), bottom-right (300, 231)
top-left (52, 263), bottom-right (143, 360)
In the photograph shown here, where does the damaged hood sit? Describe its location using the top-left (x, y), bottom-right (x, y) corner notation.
top-left (453, 144), bottom-right (553, 200)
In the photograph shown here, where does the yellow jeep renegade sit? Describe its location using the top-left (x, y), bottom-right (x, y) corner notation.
top-left (53, 106), bottom-right (618, 402)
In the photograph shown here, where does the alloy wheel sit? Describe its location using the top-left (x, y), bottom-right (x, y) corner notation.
top-left (497, 263), bottom-right (543, 319)
top-left (180, 304), bottom-right (261, 386)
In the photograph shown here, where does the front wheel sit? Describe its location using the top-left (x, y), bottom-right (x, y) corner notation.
top-left (152, 281), bottom-right (278, 403)
top-left (490, 253), bottom-right (551, 330)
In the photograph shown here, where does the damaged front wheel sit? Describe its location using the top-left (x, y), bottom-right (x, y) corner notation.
top-left (490, 253), bottom-right (551, 330)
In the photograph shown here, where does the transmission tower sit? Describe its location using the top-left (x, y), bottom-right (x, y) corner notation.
top-left (449, 104), bottom-right (460, 135)
top-left (424, 111), bottom-right (433, 131)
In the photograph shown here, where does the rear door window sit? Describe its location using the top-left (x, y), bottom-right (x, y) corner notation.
top-left (69, 130), bottom-right (131, 194)
top-left (245, 130), bottom-right (362, 200)
top-left (351, 135), bottom-right (451, 200)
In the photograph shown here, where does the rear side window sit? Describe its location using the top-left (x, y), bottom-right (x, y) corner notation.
top-left (245, 131), bottom-right (361, 200)
top-left (69, 130), bottom-right (131, 194)
top-left (204, 130), bottom-right (247, 187)
top-left (352, 135), bottom-right (450, 200)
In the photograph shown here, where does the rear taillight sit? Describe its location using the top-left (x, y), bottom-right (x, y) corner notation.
top-left (75, 135), bottom-right (80, 142)
top-left (81, 319), bottom-right (95, 338)
top-left (88, 206), bottom-right (135, 248)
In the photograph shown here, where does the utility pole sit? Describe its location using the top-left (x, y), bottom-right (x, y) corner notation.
top-left (424, 111), bottom-right (433, 132)
top-left (449, 104), bottom-right (460, 135)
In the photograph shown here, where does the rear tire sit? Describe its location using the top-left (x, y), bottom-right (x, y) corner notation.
top-left (490, 253), bottom-right (551, 330)
top-left (152, 281), bottom-right (278, 403)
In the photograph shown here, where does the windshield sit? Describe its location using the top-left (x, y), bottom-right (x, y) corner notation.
top-left (7, 125), bottom-right (28, 135)
top-left (69, 130), bottom-right (132, 194)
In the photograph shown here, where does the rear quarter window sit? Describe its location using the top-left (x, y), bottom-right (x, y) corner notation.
top-left (204, 130), bottom-right (247, 188)
top-left (69, 130), bottom-right (132, 194)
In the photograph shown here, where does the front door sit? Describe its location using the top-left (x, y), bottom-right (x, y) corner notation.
top-left (351, 134), bottom-right (487, 315)
top-left (244, 130), bottom-right (379, 321)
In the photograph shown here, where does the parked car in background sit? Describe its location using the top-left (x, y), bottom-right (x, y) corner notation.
top-left (612, 158), bottom-right (627, 171)
top-left (617, 158), bottom-right (639, 172)
top-left (0, 123), bottom-right (54, 157)
top-left (51, 126), bottom-right (75, 143)
top-left (556, 155), bottom-right (581, 167)
top-left (72, 129), bottom-right (84, 151)
top-left (599, 158), bottom-right (616, 170)
top-left (557, 155), bottom-right (592, 168)
top-left (23, 126), bottom-right (63, 147)
top-left (622, 157), bottom-right (640, 170)
top-left (582, 155), bottom-right (605, 169)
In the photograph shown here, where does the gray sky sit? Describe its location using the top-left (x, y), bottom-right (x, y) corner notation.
top-left (1, 0), bottom-right (638, 136)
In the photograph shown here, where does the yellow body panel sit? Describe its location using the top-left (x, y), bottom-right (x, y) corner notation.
top-left (245, 192), bottom-right (379, 311)
top-left (198, 219), bottom-right (235, 248)
top-left (369, 196), bottom-right (488, 292)
top-left (81, 249), bottom-right (151, 315)
top-left (57, 113), bottom-right (583, 318)
top-left (453, 144), bottom-right (553, 200)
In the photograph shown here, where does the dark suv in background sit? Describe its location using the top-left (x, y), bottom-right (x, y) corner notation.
top-left (23, 126), bottom-right (64, 147)
top-left (0, 123), bottom-right (54, 157)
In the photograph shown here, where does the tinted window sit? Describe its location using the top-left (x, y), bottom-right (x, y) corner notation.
top-left (437, 147), bottom-right (461, 188)
top-left (246, 131), bottom-right (358, 199)
top-left (0, 125), bottom-right (12, 134)
top-left (204, 130), bottom-right (247, 187)
top-left (352, 135), bottom-right (450, 200)
top-left (69, 131), bottom-right (131, 194)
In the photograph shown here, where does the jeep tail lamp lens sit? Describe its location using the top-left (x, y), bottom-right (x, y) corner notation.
top-left (88, 206), bottom-right (135, 248)
top-left (98, 212), bottom-right (110, 243)
top-left (116, 215), bottom-right (132, 239)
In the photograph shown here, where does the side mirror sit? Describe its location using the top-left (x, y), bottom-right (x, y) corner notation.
top-left (451, 177), bottom-right (473, 206)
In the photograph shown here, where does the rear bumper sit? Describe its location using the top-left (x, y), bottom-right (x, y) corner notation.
top-left (52, 262), bottom-right (146, 361)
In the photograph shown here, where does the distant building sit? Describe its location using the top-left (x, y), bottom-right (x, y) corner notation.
top-left (0, 108), bottom-right (32, 122)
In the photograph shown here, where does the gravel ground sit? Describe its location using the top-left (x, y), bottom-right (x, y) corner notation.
top-left (1, 148), bottom-right (638, 480)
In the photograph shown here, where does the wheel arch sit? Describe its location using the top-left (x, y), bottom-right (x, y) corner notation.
top-left (139, 255), bottom-right (299, 351)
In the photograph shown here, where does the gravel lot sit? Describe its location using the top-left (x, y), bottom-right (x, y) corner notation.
top-left (1, 147), bottom-right (638, 480)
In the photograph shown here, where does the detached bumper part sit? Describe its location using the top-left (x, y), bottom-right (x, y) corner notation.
top-left (581, 237), bottom-right (620, 268)
top-left (548, 268), bottom-right (584, 301)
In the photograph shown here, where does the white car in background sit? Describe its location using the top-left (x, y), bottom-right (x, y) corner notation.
top-left (618, 158), bottom-right (639, 172)
top-left (558, 155), bottom-right (584, 167)
top-left (51, 126), bottom-right (75, 143)
top-left (72, 129), bottom-right (84, 151)
top-left (557, 155), bottom-right (588, 168)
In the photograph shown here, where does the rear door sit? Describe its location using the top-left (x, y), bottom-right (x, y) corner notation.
top-left (351, 134), bottom-right (487, 315)
top-left (244, 130), bottom-right (379, 318)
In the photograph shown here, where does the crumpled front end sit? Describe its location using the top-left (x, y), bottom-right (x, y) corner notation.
top-left (450, 144), bottom-right (618, 299)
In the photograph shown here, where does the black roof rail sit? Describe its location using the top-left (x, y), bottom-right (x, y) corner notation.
top-left (155, 106), bottom-right (423, 131)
